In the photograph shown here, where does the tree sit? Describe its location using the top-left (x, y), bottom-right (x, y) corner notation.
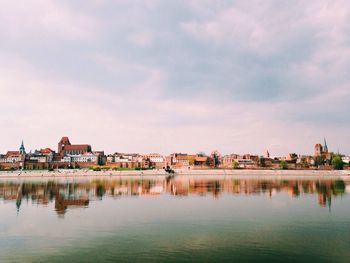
top-left (332, 180), bottom-right (345, 194)
top-left (188, 156), bottom-right (195, 166)
top-left (314, 156), bottom-right (325, 167)
top-left (331, 155), bottom-right (344, 170)
top-left (232, 160), bottom-right (239, 169)
top-left (259, 157), bottom-right (266, 168)
top-left (300, 156), bottom-right (308, 168)
top-left (280, 160), bottom-right (288, 170)
top-left (213, 153), bottom-right (221, 168)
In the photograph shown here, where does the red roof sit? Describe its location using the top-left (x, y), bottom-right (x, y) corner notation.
top-left (195, 156), bottom-right (207, 162)
top-left (6, 151), bottom-right (20, 156)
top-left (64, 145), bottom-right (91, 151)
top-left (40, 148), bottom-right (54, 154)
top-left (59, 136), bottom-right (71, 145)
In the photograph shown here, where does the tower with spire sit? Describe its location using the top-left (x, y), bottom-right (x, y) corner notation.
top-left (19, 140), bottom-right (26, 155)
top-left (323, 137), bottom-right (328, 153)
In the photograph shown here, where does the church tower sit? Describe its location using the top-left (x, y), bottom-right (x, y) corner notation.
top-left (58, 136), bottom-right (71, 155)
top-left (323, 137), bottom-right (328, 153)
top-left (19, 140), bottom-right (26, 155)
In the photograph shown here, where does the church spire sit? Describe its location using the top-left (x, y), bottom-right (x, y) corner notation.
top-left (323, 137), bottom-right (328, 153)
top-left (19, 140), bottom-right (26, 155)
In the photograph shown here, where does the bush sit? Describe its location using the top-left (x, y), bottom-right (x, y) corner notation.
top-left (232, 161), bottom-right (239, 169)
top-left (280, 161), bottom-right (288, 170)
top-left (332, 156), bottom-right (344, 170)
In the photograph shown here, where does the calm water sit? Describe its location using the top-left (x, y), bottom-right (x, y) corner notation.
top-left (0, 175), bottom-right (349, 263)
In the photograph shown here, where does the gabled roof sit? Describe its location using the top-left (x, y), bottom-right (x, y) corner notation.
top-left (59, 136), bottom-right (71, 145)
top-left (6, 151), bottom-right (20, 156)
top-left (195, 156), bottom-right (207, 162)
top-left (64, 145), bottom-right (91, 151)
top-left (40, 148), bottom-right (54, 154)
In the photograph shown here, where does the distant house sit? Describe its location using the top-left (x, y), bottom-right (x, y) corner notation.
top-left (141, 153), bottom-right (166, 169)
top-left (106, 152), bottom-right (142, 169)
top-left (342, 156), bottom-right (350, 164)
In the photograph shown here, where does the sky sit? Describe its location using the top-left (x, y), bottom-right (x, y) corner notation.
top-left (0, 0), bottom-right (349, 156)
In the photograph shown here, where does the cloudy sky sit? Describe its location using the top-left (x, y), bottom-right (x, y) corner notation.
top-left (0, 0), bottom-right (349, 156)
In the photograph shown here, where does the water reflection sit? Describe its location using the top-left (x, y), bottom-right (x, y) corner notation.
top-left (0, 177), bottom-right (347, 216)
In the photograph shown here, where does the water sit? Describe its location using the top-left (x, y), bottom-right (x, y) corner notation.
top-left (0, 175), bottom-right (349, 262)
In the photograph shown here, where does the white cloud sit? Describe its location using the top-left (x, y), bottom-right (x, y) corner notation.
top-left (0, 0), bottom-right (97, 41)
top-left (0, 0), bottom-right (349, 156)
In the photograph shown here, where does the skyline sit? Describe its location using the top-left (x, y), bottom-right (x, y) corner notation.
top-left (1, 0), bottom-right (349, 156)
top-left (0, 136), bottom-right (342, 157)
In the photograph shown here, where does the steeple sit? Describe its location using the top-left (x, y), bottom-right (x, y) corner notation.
top-left (323, 137), bottom-right (328, 153)
top-left (19, 140), bottom-right (26, 155)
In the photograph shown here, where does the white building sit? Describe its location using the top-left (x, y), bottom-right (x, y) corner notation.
top-left (0, 152), bottom-right (23, 163)
top-left (342, 156), bottom-right (350, 164)
top-left (62, 152), bottom-right (99, 163)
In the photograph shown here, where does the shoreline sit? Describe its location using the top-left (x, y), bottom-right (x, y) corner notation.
top-left (0, 169), bottom-right (349, 180)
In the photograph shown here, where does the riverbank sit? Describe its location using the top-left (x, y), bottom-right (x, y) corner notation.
top-left (0, 168), bottom-right (349, 179)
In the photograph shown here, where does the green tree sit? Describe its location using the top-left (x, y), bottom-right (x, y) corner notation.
top-left (213, 153), bottom-right (221, 168)
top-left (280, 160), bottom-right (288, 170)
top-left (332, 180), bottom-right (345, 194)
top-left (188, 156), bottom-right (195, 166)
top-left (232, 160), bottom-right (239, 169)
top-left (314, 156), bottom-right (325, 167)
top-left (331, 155), bottom-right (344, 170)
top-left (300, 156), bottom-right (308, 168)
top-left (259, 157), bottom-right (266, 167)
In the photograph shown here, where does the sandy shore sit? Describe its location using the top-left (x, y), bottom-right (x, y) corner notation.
top-left (0, 169), bottom-right (349, 180)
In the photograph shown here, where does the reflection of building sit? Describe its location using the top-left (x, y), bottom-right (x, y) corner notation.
top-left (55, 196), bottom-right (89, 216)
top-left (0, 178), bottom-right (347, 216)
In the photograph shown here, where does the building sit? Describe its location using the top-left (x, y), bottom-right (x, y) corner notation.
top-left (54, 136), bottom-right (104, 168)
top-left (58, 137), bottom-right (92, 157)
top-left (28, 148), bottom-right (55, 163)
top-left (222, 154), bottom-right (240, 168)
top-left (342, 156), bottom-right (350, 164)
top-left (106, 153), bottom-right (142, 169)
top-left (314, 138), bottom-right (333, 160)
top-left (170, 153), bottom-right (191, 169)
top-left (141, 153), bottom-right (166, 169)
top-left (0, 141), bottom-right (26, 169)
top-left (314, 138), bottom-right (329, 156)
top-left (194, 156), bottom-right (208, 167)
top-left (62, 152), bottom-right (99, 164)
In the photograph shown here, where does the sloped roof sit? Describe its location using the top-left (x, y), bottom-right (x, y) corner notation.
top-left (195, 156), bottom-right (207, 162)
top-left (59, 136), bottom-right (71, 145)
top-left (6, 151), bottom-right (20, 156)
top-left (40, 148), bottom-right (54, 154)
top-left (64, 145), bottom-right (91, 151)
